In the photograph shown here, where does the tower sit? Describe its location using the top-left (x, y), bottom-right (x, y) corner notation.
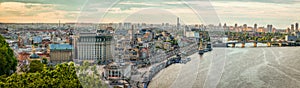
top-left (17, 33), bottom-right (23, 48)
top-left (267, 25), bottom-right (273, 33)
top-left (130, 25), bottom-right (135, 48)
top-left (254, 24), bottom-right (257, 32)
top-left (291, 24), bottom-right (295, 32)
top-left (177, 17), bottom-right (180, 30)
top-left (296, 23), bottom-right (299, 32)
top-left (235, 23), bottom-right (238, 32)
top-left (243, 24), bottom-right (247, 32)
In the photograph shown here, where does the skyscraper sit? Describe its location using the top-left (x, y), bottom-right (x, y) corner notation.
top-left (286, 27), bottom-right (291, 34)
top-left (267, 25), bottom-right (273, 33)
top-left (223, 23), bottom-right (227, 31)
top-left (291, 24), bottom-right (295, 32)
top-left (177, 17), bottom-right (180, 30)
top-left (124, 22), bottom-right (131, 30)
top-left (223, 23), bottom-right (227, 28)
top-left (254, 24), bottom-right (257, 32)
top-left (235, 23), bottom-right (238, 32)
top-left (296, 23), bottom-right (299, 32)
top-left (243, 24), bottom-right (247, 32)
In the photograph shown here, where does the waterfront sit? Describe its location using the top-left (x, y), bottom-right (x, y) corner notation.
top-left (148, 47), bottom-right (300, 88)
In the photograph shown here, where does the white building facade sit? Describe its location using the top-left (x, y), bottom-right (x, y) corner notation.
top-left (76, 33), bottom-right (113, 63)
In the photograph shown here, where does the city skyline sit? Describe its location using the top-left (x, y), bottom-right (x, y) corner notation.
top-left (1, 0), bottom-right (300, 29)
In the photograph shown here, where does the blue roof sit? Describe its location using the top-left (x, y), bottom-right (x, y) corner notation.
top-left (33, 36), bottom-right (42, 43)
top-left (49, 44), bottom-right (73, 50)
top-left (30, 53), bottom-right (40, 59)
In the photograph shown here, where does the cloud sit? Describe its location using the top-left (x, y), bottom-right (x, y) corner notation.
top-left (0, 0), bottom-right (300, 28)
top-left (211, 1), bottom-right (300, 28)
top-left (0, 2), bottom-right (56, 16)
top-left (0, 2), bottom-right (76, 23)
top-left (211, 0), bottom-right (300, 4)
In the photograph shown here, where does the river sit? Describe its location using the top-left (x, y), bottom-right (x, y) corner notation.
top-left (148, 47), bottom-right (300, 88)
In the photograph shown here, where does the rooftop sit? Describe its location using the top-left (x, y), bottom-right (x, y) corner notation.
top-left (30, 53), bottom-right (40, 59)
top-left (49, 44), bottom-right (73, 50)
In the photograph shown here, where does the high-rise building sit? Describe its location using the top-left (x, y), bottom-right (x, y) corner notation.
top-left (291, 24), bottom-right (295, 32)
top-left (124, 22), bottom-right (131, 30)
top-left (223, 23), bottom-right (227, 30)
top-left (235, 23), bottom-right (238, 32)
top-left (243, 24), bottom-right (247, 32)
top-left (286, 27), bottom-right (291, 34)
top-left (254, 24), bottom-right (257, 32)
top-left (118, 23), bottom-right (123, 30)
top-left (296, 23), bottom-right (299, 32)
top-left (177, 17), bottom-right (180, 30)
top-left (267, 25), bottom-right (273, 33)
top-left (76, 32), bottom-right (113, 64)
top-left (166, 23), bottom-right (170, 27)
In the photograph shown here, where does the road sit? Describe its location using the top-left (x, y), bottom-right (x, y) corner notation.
top-left (148, 47), bottom-right (300, 88)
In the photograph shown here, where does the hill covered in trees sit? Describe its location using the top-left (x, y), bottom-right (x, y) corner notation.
top-left (0, 35), bottom-right (17, 76)
top-left (0, 35), bottom-right (106, 88)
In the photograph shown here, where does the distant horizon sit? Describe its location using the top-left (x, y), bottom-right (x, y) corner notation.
top-left (1, 0), bottom-right (300, 29)
top-left (0, 21), bottom-right (291, 30)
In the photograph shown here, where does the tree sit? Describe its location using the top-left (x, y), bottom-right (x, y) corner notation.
top-left (42, 58), bottom-right (48, 64)
top-left (76, 61), bottom-right (107, 88)
top-left (0, 35), bottom-right (17, 76)
top-left (29, 60), bottom-right (44, 73)
top-left (0, 62), bottom-right (83, 88)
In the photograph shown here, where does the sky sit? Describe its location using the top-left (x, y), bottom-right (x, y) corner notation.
top-left (0, 0), bottom-right (300, 29)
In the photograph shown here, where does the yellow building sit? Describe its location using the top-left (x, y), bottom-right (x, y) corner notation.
top-left (49, 44), bottom-right (73, 64)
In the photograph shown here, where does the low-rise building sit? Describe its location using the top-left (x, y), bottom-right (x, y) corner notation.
top-left (104, 62), bottom-right (131, 86)
top-left (285, 35), bottom-right (297, 41)
top-left (49, 44), bottom-right (73, 64)
top-left (18, 52), bottom-right (30, 64)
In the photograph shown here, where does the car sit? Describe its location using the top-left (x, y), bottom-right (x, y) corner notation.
top-left (204, 49), bottom-right (209, 52)
top-left (186, 58), bottom-right (191, 61)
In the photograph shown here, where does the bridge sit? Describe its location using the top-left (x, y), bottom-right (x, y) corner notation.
top-left (224, 40), bottom-right (297, 47)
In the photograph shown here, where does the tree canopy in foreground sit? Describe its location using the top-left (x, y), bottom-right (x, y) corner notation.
top-left (0, 62), bottom-right (107, 88)
top-left (0, 35), bottom-right (17, 76)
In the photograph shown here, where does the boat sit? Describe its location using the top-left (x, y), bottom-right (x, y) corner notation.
top-left (206, 43), bottom-right (212, 51)
top-left (199, 49), bottom-right (205, 55)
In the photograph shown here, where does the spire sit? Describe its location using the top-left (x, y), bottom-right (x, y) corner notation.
top-left (32, 45), bottom-right (36, 54)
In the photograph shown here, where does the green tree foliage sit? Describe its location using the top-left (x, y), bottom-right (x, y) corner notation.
top-left (76, 61), bottom-right (107, 88)
top-left (42, 58), bottom-right (48, 64)
top-left (0, 35), bottom-right (17, 76)
top-left (0, 62), bottom-right (108, 88)
top-left (28, 60), bottom-right (44, 73)
top-left (0, 62), bottom-right (83, 88)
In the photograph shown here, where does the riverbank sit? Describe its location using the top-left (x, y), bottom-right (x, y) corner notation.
top-left (148, 48), bottom-right (300, 88)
